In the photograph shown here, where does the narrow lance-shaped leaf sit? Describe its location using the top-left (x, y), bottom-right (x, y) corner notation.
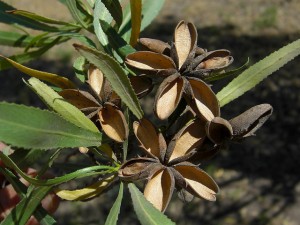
top-left (28, 77), bottom-right (99, 133)
top-left (128, 183), bottom-right (176, 225)
top-left (129, 0), bottom-right (142, 46)
top-left (104, 182), bottom-right (124, 225)
top-left (74, 44), bottom-right (144, 119)
top-left (55, 174), bottom-right (116, 201)
top-left (0, 102), bottom-right (102, 150)
top-left (65, 0), bottom-right (93, 29)
top-left (101, 0), bottom-right (123, 28)
top-left (0, 55), bottom-right (75, 89)
top-left (0, 1), bottom-right (62, 32)
top-left (93, 0), bottom-right (113, 53)
top-left (8, 10), bottom-right (80, 27)
top-left (0, 152), bottom-right (114, 186)
top-left (217, 39), bottom-right (300, 107)
top-left (0, 38), bottom-right (62, 71)
top-left (0, 30), bottom-right (53, 48)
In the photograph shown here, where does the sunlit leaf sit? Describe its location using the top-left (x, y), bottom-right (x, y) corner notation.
top-left (0, 102), bottom-right (102, 150)
top-left (128, 183), bottom-right (175, 225)
top-left (104, 182), bottom-right (124, 225)
top-left (217, 39), bottom-right (300, 106)
top-left (74, 44), bottom-right (143, 119)
top-left (55, 174), bottom-right (116, 200)
top-left (28, 77), bottom-right (99, 133)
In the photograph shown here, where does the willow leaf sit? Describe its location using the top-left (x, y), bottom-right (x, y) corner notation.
top-left (0, 30), bottom-right (53, 47)
top-left (66, 0), bottom-right (92, 29)
top-left (102, 0), bottom-right (122, 28)
top-left (129, 0), bottom-right (142, 46)
top-left (8, 10), bottom-right (79, 27)
top-left (93, 0), bottom-right (113, 52)
top-left (0, 55), bottom-right (75, 89)
top-left (74, 44), bottom-right (143, 119)
top-left (28, 77), bottom-right (99, 133)
top-left (0, 102), bottom-right (102, 149)
top-left (0, 38), bottom-right (61, 71)
top-left (104, 182), bottom-right (124, 225)
top-left (55, 174), bottom-right (116, 201)
top-left (0, 152), bottom-right (113, 186)
top-left (128, 183), bottom-right (175, 225)
top-left (217, 39), bottom-right (300, 106)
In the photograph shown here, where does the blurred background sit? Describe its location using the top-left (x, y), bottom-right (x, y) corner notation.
top-left (0, 0), bottom-right (300, 224)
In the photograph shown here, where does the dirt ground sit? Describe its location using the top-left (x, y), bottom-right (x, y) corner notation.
top-left (0, 0), bottom-right (300, 225)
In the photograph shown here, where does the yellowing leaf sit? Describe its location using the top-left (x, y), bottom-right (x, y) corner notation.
top-left (0, 55), bottom-right (75, 89)
top-left (129, 0), bottom-right (142, 46)
top-left (55, 174), bottom-right (116, 201)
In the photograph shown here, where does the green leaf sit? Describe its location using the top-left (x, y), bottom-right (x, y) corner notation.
top-left (0, 1), bottom-right (63, 32)
top-left (9, 10), bottom-right (80, 27)
top-left (74, 44), bottom-right (144, 119)
top-left (0, 30), bottom-right (53, 47)
top-left (28, 77), bottom-right (99, 133)
top-left (120, 0), bottom-right (165, 42)
top-left (128, 183), bottom-right (175, 225)
top-left (104, 182), bottom-right (124, 225)
top-left (0, 102), bottom-right (102, 149)
top-left (0, 167), bottom-right (56, 225)
top-left (205, 58), bottom-right (250, 82)
top-left (0, 152), bottom-right (115, 186)
top-left (129, 0), bottom-right (141, 46)
top-left (0, 55), bottom-right (75, 89)
top-left (93, 0), bottom-right (113, 53)
top-left (0, 37), bottom-right (63, 71)
top-left (217, 39), bottom-right (300, 107)
top-left (73, 56), bottom-right (87, 82)
top-left (101, 0), bottom-right (123, 28)
top-left (100, 20), bottom-right (136, 59)
top-left (0, 185), bottom-right (53, 225)
top-left (65, 0), bottom-right (93, 29)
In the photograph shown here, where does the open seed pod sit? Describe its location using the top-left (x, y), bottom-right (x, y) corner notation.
top-left (185, 78), bottom-right (220, 121)
top-left (205, 117), bottom-right (233, 144)
top-left (144, 168), bottom-right (175, 212)
top-left (171, 20), bottom-right (197, 71)
top-left (138, 38), bottom-right (171, 55)
top-left (229, 104), bottom-right (273, 140)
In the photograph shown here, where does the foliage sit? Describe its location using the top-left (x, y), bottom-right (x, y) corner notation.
top-left (0, 0), bottom-right (299, 224)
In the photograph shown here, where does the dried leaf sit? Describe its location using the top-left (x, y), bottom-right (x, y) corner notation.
top-left (88, 64), bottom-right (105, 98)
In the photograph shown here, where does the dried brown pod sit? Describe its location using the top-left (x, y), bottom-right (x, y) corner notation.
top-left (125, 20), bottom-right (232, 120)
top-left (119, 118), bottom-right (218, 212)
top-left (60, 65), bottom-right (128, 142)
